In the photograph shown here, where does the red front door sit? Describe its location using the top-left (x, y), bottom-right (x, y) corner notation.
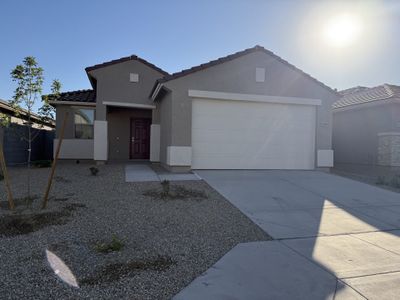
top-left (130, 118), bottom-right (151, 159)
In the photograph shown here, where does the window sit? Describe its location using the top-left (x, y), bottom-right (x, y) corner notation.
top-left (74, 108), bottom-right (94, 139)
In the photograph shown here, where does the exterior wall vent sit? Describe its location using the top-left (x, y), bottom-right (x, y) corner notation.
top-left (256, 68), bottom-right (265, 82)
top-left (130, 73), bottom-right (139, 82)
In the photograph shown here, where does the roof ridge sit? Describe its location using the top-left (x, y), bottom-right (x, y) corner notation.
top-left (154, 45), bottom-right (338, 96)
top-left (85, 54), bottom-right (168, 75)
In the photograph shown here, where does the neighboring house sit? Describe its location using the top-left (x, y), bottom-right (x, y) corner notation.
top-left (48, 45), bottom-right (338, 171)
top-left (333, 84), bottom-right (400, 167)
top-left (0, 99), bottom-right (55, 165)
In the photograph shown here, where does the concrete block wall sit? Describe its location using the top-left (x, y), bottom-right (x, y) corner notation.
top-left (378, 133), bottom-right (400, 166)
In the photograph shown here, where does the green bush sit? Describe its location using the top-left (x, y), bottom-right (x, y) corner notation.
top-left (95, 235), bottom-right (124, 253)
top-left (32, 160), bottom-right (52, 168)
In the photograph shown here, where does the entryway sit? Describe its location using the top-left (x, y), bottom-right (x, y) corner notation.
top-left (107, 106), bottom-right (152, 161)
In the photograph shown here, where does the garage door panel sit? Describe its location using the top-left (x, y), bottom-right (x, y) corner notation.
top-left (192, 128), bottom-right (314, 143)
top-left (193, 142), bottom-right (313, 159)
top-left (192, 155), bottom-right (313, 170)
top-left (191, 98), bottom-right (316, 170)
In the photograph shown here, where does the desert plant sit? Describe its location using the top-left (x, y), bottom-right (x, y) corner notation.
top-left (89, 166), bottom-right (99, 176)
top-left (161, 180), bottom-right (170, 197)
top-left (95, 235), bottom-right (124, 253)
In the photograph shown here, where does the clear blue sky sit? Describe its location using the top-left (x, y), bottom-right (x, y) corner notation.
top-left (1, 0), bottom-right (399, 108)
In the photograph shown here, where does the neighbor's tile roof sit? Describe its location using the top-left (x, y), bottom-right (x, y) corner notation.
top-left (0, 99), bottom-right (55, 126)
top-left (47, 89), bottom-right (96, 103)
top-left (339, 86), bottom-right (369, 96)
top-left (152, 45), bottom-right (339, 96)
top-left (85, 55), bottom-right (169, 75)
top-left (333, 84), bottom-right (400, 109)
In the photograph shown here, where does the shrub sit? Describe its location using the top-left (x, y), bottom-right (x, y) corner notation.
top-left (32, 160), bottom-right (52, 168)
top-left (160, 180), bottom-right (170, 197)
top-left (89, 166), bottom-right (99, 176)
top-left (95, 235), bottom-right (124, 253)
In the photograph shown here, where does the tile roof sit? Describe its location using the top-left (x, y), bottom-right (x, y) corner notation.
top-left (85, 55), bottom-right (169, 75)
top-left (333, 84), bottom-right (400, 109)
top-left (339, 86), bottom-right (368, 96)
top-left (153, 45), bottom-right (338, 96)
top-left (47, 89), bottom-right (96, 103)
top-left (0, 99), bottom-right (55, 127)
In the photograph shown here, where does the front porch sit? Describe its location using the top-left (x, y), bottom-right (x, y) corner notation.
top-left (94, 103), bottom-right (160, 163)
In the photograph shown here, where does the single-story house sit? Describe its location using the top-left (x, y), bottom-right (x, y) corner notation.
top-left (333, 84), bottom-right (400, 167)
top-left (0, 99), bottom-right (55, 165)
top-left (48, 45), bottom-right (338, 171)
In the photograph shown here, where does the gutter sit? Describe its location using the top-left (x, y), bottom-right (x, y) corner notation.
top-left (49, 100), bottom-right (96, 107)
top-left (150, 82), bottom-right (164, 101)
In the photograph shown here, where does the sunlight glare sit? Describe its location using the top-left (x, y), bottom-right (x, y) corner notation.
top-left (322, 13), bottom-right (363, 48)
top-left (46, 249), bottom-right (79, 288)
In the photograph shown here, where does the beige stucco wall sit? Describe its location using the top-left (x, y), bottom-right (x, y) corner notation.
top-left (88, 60), bottom-right (164, 121)
top-left (159, 50), bottom-right (338, 167)
top-left (158, 92), bottom-right (172, 164)
top-left (333, 102), bottom-right (400, 165)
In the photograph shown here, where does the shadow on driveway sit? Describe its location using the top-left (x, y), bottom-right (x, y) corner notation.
top-left (174, 170), bottom-right (400, 299)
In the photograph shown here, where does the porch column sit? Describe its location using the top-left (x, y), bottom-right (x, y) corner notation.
top-left (150, 124), bottom-right (160, 162)
top-left (94, 120), bottom-right (108, 161)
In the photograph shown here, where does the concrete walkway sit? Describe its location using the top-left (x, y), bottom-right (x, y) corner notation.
top-left (125, 164), bottom-right (201, 182)
top-left (175, 170), bottom-right (400, 299)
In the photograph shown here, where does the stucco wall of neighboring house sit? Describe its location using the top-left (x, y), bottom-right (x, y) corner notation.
top-left (160, 50), bottom-right (338, 168)
top-left (332, 103), bottom-right (398, 165)
top-left (107, 107), bottom-right (152, 160)
top-left (88, 60), bottom-right (165, 121)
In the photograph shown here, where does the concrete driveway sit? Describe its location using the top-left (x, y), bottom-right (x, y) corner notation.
top-left (175, 170), bottom-right (400, 300)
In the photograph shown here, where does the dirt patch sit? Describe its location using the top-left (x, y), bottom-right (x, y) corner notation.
top-left (80, 256), bottom-right (176, 285)
top-left (143, 185), bottom-right (208, 200)
top-left (0, 203), bottom-right (86, 237)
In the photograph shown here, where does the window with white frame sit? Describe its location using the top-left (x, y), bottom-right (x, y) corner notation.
top-left (74, 108), bottom-right (94, 139)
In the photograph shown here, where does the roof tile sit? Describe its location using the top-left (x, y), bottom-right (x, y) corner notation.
top-left (333, 84), bottom-right (400, 109)
top-left (47, 89), bottom-right (96, 103)
top-left (153, 45), bottom-right (338, 96)
top-left (85, 55), bottom-right (168, 75)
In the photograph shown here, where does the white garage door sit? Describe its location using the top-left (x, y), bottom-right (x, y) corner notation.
top-left (191, 98), bottom-right (316, 169)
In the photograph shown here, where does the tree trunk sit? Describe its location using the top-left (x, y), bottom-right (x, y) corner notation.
top-left (27, 114), bottom-right (31, 201)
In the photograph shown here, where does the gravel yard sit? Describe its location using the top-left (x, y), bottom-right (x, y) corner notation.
top-left (0, 163), bottom-right (270, 300)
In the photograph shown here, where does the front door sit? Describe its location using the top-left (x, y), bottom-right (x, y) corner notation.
top-left (130, 118), bottom-right (151, 159)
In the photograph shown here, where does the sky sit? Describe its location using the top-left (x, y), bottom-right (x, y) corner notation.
top-left (0, 0), bottom-right (399, 110)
